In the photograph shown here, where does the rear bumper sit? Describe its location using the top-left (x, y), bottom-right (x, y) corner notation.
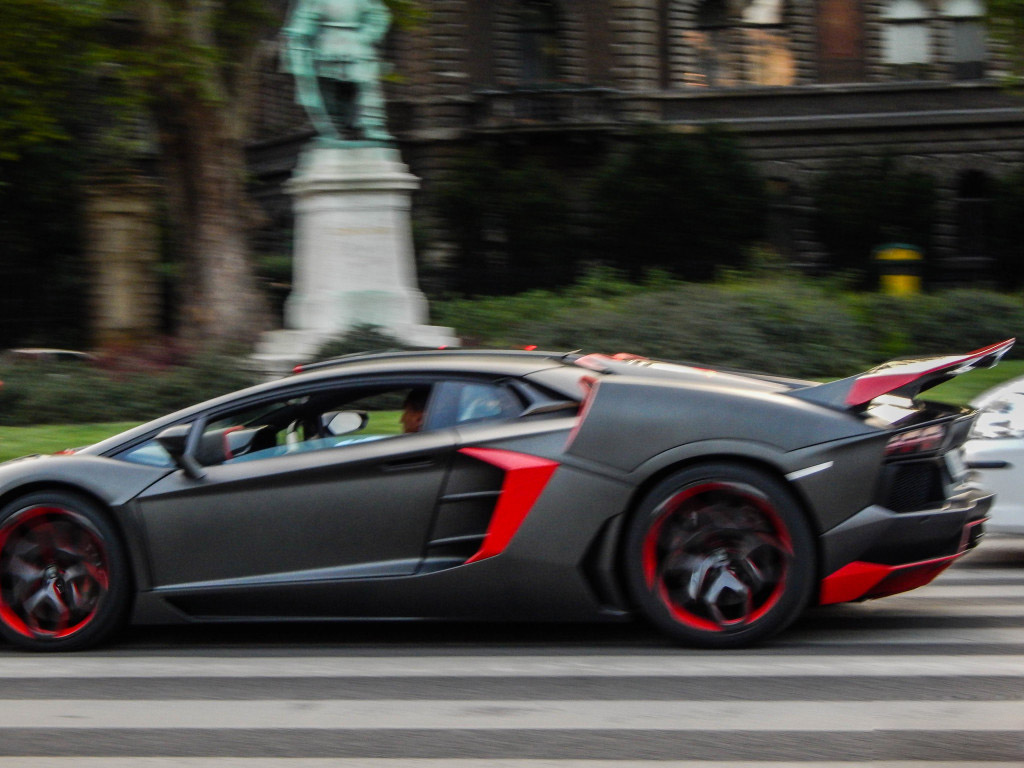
top-left (818, 485), bottom-right (991, 605)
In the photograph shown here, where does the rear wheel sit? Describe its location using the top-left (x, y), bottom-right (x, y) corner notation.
top-left (0, 492), bottom-right (129, 651)
top-left (624, 463), bottom-right (815, 648)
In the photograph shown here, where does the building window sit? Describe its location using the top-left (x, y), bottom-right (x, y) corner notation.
top-left (517, 0), bottom-right (562, 85)
top-left (881, 0), bottom-right (931, 78)
top-left (741, 0), bottom-right (794, 86)
top-left (818, 0), bottom-right (865, 83)
top-left (941, 0), bottom-right (986, 80)
top-left (956, 170), bottom-right (992, 263)
top-left (690, 0), bottom-right (739, 87)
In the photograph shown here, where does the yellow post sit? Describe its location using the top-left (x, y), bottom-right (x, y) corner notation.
top-left (874, 244), bottom-right (923, 295)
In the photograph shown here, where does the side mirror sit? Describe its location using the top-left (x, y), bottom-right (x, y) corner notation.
top-left (155, 423), bottom-right (205, 480)
top-left (322, 410), bottom-right (368, 436)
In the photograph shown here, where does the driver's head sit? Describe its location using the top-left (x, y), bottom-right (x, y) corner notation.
top-left (401, 388), bottom-right (428, 433)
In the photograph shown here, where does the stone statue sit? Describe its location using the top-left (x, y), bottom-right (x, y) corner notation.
top-left (283, 0), bottom-right (393, 143)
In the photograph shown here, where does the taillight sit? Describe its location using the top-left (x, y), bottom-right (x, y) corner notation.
top-left (885, 424), bottom-right (947, 456)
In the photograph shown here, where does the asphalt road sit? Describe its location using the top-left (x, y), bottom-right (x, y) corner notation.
top-left (0, 537), bottom-right (1021, 766)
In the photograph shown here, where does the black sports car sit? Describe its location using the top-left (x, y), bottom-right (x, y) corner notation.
top-left (0, 341), bottom-right (1013, 651)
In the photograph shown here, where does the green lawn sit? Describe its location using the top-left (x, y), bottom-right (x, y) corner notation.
top-left (923, 359), bottom-right (1024, 406)
top-left (0, 422), bottom-right (140, 463)
top-left (2, 361), bottom-right (1022, 463)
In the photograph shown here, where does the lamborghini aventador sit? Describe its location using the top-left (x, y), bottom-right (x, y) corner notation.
top-left (0, 340), bottom-right (1012, 651)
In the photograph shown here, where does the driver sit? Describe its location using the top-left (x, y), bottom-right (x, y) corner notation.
top-left (400, 388), bottom-right (428, 433)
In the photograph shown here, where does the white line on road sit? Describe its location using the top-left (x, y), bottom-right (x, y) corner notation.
top-left (883, 585), bottom-right (1024, 598)
top-left (0, 762), bottom-right (1016, 768)
top-left (0, 699), bottom-right (1020, 731)
top-left (1, 654), bottom-right (1024, 678)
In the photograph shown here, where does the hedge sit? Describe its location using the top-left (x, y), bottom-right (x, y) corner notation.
top-left (2, 272), bottom-right (1021, 426)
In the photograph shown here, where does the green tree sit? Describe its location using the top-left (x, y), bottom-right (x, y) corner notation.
top-left (0, 1), bottom-right (103, 348)
top-left (1, 0), bottom-right (421, 349)
top-left (437, 147), bottom-right (578, 295)
top-left (103, 0), bottom-right (280, 346)
top-left (0, 0), bottom-right (103, 160)
top-left (591, 127), bottom-right (767, 282)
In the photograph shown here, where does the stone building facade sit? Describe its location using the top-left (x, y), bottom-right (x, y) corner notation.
top-left (248, 0), bottom-right (1024, 286)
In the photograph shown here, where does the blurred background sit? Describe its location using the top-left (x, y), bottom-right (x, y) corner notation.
top-left (3, 0), bottom-right (1024, 428)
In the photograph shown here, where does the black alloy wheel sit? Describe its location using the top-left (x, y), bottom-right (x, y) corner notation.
top-left (625, 463), bottom-right (815, 648)
top-left (0, 492), bottom-right (129, 651)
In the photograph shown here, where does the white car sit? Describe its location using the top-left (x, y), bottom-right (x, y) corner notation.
top-left (964, 375), bottom-right (1024, 534)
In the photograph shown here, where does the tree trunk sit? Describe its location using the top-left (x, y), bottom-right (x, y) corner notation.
top-left (158, 100), bottom-right (269, 348)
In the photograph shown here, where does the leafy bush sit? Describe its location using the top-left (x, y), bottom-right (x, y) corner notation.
top-left (441, 268), bottom-right (1024, 379)
top-left (513, 277), bottom-right (872, 378)
top-left (856, 291), bottom-right (1024, 359)
top-left (813, 156), bottom-right (936, 283)
top-left (0, 350), bottom-right (258, 426)
top-left (591, 127), bottom-right (767, 281)
top-left (313, 325), bottom-right (405, 359)
top-left (435, 147), bottom-right (579, 295)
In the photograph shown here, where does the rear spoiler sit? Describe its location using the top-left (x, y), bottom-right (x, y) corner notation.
top-left (789, 339), bottom-right (1015, 410)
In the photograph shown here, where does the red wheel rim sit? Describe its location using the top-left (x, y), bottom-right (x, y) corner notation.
top-left (0, 506), bottom-right (110, 640)
top-left (641, 482), bottom-right (793, 632)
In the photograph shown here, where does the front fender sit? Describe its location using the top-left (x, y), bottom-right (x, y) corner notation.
top-left (0, 454), bottom-right (173, 510)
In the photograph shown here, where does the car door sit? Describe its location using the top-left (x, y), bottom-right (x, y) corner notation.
top-left (132, 380), bottom-right (456, 617)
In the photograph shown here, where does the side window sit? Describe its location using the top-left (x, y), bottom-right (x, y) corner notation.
top-left (117, 384), bottom-right (441, 469)
top-left (118, 438), bottom-right (176, 468)
top-left (429, 381), bottom-right (524, 428)
top-left (456, 383), bottom-right (522, 424)
top-left (217, 387), bottom-right (433, 465)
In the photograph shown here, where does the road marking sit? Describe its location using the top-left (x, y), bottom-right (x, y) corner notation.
top-left (887, 585), bottom-right (1024, 598)
top-left (0, 699), bottom-right (1020, 730)
top-left (0, 762), bottom-right (1017, 768)
top-left (3, 654), bottom-right (1024, 678)
top-left (841, 602), bottom-right (1024, 616)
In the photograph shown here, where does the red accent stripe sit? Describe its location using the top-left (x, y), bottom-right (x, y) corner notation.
top-left (564, 376), bottom-right (598, 450)
top-left (459, 447), bottom-right (559, 564)
top-left (819, 554), bottom-right (959, 605)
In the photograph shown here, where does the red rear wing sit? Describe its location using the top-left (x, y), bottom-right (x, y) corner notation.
top-left (789, 339), bottom-right (1015, 410)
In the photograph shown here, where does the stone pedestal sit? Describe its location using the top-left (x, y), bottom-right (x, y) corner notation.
top-left (256, 145), bottom-right (455, 375)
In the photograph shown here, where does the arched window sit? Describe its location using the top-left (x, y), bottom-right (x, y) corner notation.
top-left (517, 0), bottom-right (562, 85)
top-left (741, 0), bottom-right (794, 86)
top-left (881, 0), bottom-right (931, 75)
top-left (941, 0), bottom-right (986, 80)
top-left (818, 0), bottom-right (865, 83)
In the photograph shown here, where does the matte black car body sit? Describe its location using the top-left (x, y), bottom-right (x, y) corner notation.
top-left (0, 342), bottom-right (1012, 651)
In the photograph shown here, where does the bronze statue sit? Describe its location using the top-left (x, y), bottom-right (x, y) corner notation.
top-left (283, 0), bottom-right (393, 143)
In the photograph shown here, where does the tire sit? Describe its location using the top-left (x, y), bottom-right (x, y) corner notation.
top-left (624, 463), bottom-right (815, 649)
top-left (0, 491), bottom-right (130, 651)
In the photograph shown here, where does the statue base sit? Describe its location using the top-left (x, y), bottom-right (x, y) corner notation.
top-left (255, 145), bottom-right (456, 376)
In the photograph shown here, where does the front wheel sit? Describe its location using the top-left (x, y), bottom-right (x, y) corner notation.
top-left (0, 492), bottom-right (130, 651)
top-left (624, 463), bottom-right (815, 648)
